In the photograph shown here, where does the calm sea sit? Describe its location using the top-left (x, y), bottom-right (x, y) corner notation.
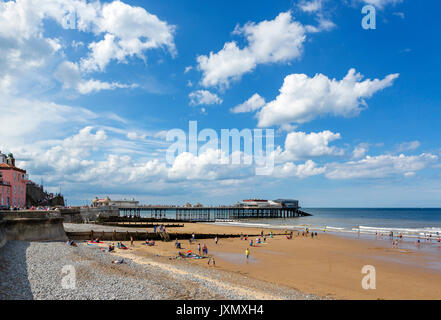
top-left (213, 208), bottom-right (441, 238)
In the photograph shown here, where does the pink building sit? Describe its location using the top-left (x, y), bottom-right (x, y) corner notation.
top-left (0, 153), bottom-right (27, 208)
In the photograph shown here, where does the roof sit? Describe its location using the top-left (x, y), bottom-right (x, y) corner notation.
top-left (0, 163), bottom-right (27, 173)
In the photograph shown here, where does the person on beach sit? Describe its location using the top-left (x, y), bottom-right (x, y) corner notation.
top-left (215, 236), bottom-right (218, 245)
top-left (153, 225), bottom-right (157, 233)
top-left (212, 257), bottom-right (216, 266)
top-left (261, 230), bottom-right (264, 237)
top-left (112, 259), bottom-right (125, 264)
top-left (245, 248), bottom-right (250, 259)
top-left (250, 240), bottom-right (253, 247)
top-left (67, 240), bottom-right (77, 247)
top-left (192, 233), bottom-right (195, 241)
top-left (198, 243), bottom-right (201, 255)
top-left (130, 236), bottom-right (134, 247)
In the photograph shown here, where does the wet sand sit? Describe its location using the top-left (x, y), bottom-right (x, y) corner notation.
top-left (101, 223), bottom-right (441, 300)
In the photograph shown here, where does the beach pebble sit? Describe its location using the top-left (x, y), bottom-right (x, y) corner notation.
top-left (0, 240), bottom-right (324, 300)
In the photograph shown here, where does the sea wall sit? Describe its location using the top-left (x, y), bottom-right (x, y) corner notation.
top-left (0, 210), bottom-right (67, 245)
top-left (0, 215), bottom-right (6, 248)
top-left (59, 208), bottom-right (83, 223)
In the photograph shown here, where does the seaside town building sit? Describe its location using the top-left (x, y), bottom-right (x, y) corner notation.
top-left (0, 151), bottom-right (63, 209)
top-left (91, 197), bottom-right (139, 208)
top-left (238, 199), bottom-right (300, 208)
top-left (0, 152), bottom-right (28, 208)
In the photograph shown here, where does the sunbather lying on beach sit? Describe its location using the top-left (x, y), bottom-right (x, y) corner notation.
top-left (112, 259), bottom-right (125, 264)
top-left (145, 240), bottom-right (155, 246)
top-left (66, 240), bottom-right (77, 247)
top-left (117, 242), bottom-right (129, 249)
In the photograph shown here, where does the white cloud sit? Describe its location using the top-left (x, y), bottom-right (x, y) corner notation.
top-left (0, 94), bottom-right (97, 145)
top-left (79, 0), bottom-right (176, 72)
top-left (196, 11), bottom-right (306, 88)
top-left (54, 61), bottom-right (137, 94)
top-left (77, 79), bottom-right (137, 94)
top-left (352, 143), bottom-right (369, 159)
top-left (276, 130), bottom-right (343, 161)
top-left (298, 0), bottom-right (324, 13)
top-left (257, 68), bottom-right (399, 127)
top-left (305, 15), bottom-right (336, 33)
top-left (230, 93), bottom-right (266, 114)
top-left (126, 131), bottom-right (147, 140)
top-left (396, 141), bottom-right (420, 152)
top-left (0, 0), bottom-right (175, 95)
top-left (362, 0), bottom-right (403, 9)
top-left (273, 160), bottom-right (325, 178)
top-left (325, 153), bottom-right (437, 179)
top-left (189, 90), bottom-right (223, 106)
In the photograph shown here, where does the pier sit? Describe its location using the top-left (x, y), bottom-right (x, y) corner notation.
top-left (117, 205), bottom-right (311, 221)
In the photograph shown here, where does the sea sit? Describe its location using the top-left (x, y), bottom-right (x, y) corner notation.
top-left (211, 208), bottom-right (441, 239)
top-left (142, 208), bottom-right (441, 238)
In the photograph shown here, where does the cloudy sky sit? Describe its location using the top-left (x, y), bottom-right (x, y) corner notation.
top-left (1, 0), bottom-right (440, 207)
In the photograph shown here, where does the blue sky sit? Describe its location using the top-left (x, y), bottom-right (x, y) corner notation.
top-left (1, 0), bottom-right (441, 207)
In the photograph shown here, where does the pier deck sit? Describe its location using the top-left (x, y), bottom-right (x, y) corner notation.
top-left (117, 206), bottom-right (311, 221)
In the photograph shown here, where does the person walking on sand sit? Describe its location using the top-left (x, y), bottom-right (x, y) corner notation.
top-left (130, 236), bottom-right (134, 247)
top-left (245, 248), bottom-right (250, 259)
top-left (215, 236), bottom-right (218, 245)
top-left (198, 243), bottom-right (201, 255)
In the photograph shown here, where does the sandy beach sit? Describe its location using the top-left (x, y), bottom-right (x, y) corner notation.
top-left (105, 222), bottom-right (441, 300)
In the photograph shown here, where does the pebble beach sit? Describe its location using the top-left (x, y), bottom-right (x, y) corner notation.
top-left (0, 240), bottom-right (318, 300)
